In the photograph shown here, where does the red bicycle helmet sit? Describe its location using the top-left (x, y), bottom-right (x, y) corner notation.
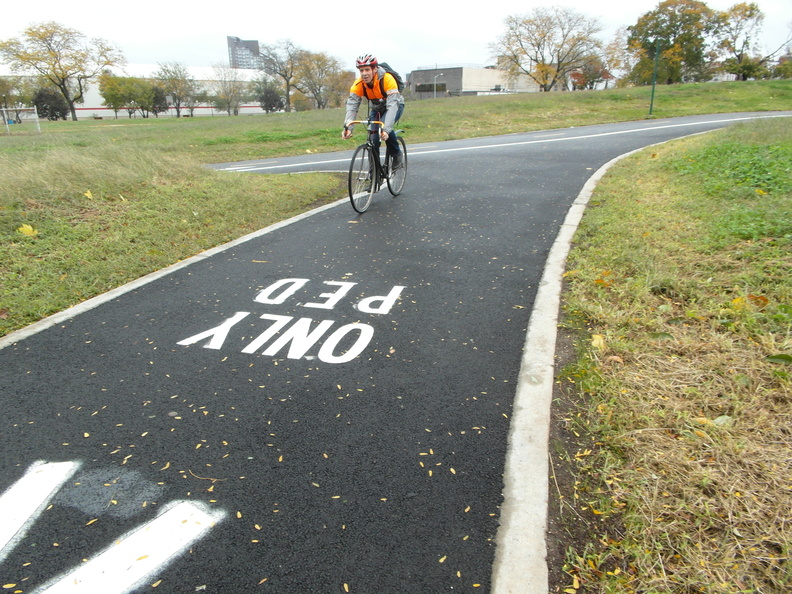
top-left (356, 54), bottom-right (378, 69)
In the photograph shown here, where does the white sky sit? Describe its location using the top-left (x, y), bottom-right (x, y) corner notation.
top-left (1, 0), bottom-right (790, 77)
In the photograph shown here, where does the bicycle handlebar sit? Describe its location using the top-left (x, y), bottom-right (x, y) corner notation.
top-left (344, 120), bottom-right (384, 131)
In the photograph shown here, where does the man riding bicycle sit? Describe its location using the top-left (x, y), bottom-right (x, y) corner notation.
top-left (342, 54), bottom-right (405, 169)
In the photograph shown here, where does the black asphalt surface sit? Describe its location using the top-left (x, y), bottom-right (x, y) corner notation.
top-left (2, 113), bottom-right (789, 593)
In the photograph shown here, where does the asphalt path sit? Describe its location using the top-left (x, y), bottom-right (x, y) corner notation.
top-left (1, 112), bottom-right (789, 593)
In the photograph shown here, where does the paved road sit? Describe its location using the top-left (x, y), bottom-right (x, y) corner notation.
top-left (2, 113), bottom-right (789, 593)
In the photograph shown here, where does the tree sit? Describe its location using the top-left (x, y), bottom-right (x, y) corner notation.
top-left (773, 51), bottom-right (792, 79)
top-left (184, 89), bottom-right (209, 117)
top-left (98, 71), bottom-right (128, 118)
top-left (714, 2), bottom-right (763, 80)
top-left (252, 74), bottom-right (284, 113)
top-left (714, 4), bottom-right (792, 80)
top-left (33, 86), bottom-right (69, 120)
top-left (326, 69), bottom-right (356, 108)
top-left (154, 62), bottom-right (198, 117)
top-left (627, 0), bottom-right (718, 85)
top-left (210, 62), bottom-right (249, 115)
top-left (0, 75), bottom-right (36, 109)
top-left (0, 22), bottom-right (125, 120)
top-left (491, 7), bottom-right (603, 92)
top-left (570, 56), bottom-right (613, 89)
top-left (260, 40), bottom-right (305, 111)
top-left (97, 74), bottom-right (166, 118)
top-left (295, 52), bottom-right (343, 109)
top-left (603, 27), bottom-right (636, 87)
top-left (0, 75), bottom-right (38, 121)
top-left (150, 85), bottom-right (169, 117)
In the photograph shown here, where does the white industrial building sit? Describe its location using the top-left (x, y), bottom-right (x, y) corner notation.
top-left (407, 65), bottom-right (540, 98)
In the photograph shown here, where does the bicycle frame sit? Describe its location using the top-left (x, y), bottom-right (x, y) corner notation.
top-left (345, 119), bottom-right (390, 188)
top-left (345, 119), bottom-right (407, 213)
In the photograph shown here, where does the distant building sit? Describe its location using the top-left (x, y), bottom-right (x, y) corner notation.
top-left (227, 36), bottom-right (264, 70)
top-left (407, 65), bottom-right (540, 98)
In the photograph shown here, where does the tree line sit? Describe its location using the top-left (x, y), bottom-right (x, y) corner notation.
top-left (0, 23), bottom-right (355, 120)
top-left (493, 1), bottom-right (792, 92)
top-left (1, 2), bottom-right (790, 120)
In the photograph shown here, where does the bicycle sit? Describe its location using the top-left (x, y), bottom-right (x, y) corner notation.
top-left (344, 120), bottom-right (408, 213)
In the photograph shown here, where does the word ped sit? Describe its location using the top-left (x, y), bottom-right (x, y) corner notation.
top-left (177, 278), bottom-right (406, 365)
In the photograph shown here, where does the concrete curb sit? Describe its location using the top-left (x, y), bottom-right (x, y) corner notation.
top-left (491, 145), bottom-right (649, 593)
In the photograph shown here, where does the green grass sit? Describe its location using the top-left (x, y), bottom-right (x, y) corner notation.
top-left (4, 80), bottom-right (785, 337)
top-left (5, 79), bottom-right (790, 164)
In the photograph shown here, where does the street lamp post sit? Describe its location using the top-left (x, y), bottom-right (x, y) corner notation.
top-left (649, 39), bottom-right (660, 115)
top-left (433, 73), bottom-right (444, 99)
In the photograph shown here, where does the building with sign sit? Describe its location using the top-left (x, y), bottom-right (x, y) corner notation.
top-left (407, 65), bottom-right (539, 99)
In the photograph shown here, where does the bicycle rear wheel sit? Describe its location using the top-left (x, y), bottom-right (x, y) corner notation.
top-left (386, 136), bottom-right (407, 196)
top-left (348, 144), bottom-right (376, 213)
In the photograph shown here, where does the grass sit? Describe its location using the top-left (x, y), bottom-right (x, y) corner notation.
top-left (0, 139), bottom-right (345, 332)
top-left (1, 78), bottom-right (791, 591)
top-left (556, 118), bottom-right (791, 593)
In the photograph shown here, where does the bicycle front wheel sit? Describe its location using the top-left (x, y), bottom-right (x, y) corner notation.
top-left (348, 144), bottom-right (376, 213)
top-left (386, 136), bottom-right (407, 196)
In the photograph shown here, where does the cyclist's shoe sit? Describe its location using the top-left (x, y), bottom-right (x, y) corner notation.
top-left (392, 153), bottom-right (404, 171)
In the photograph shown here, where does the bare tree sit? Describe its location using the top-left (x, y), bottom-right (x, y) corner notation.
top-left (260, 40), bottom-right (305, 112)
top-left (491, 7), bottom-right (603, 92)
top-left (210, 62), bottom-right (249, 115)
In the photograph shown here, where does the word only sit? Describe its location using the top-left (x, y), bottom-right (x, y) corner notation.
top-left (178, 278), bottom-right (405, 364)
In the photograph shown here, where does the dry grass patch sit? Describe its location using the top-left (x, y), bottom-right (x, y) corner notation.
top-left (558, 119), bottom-right (791, 593)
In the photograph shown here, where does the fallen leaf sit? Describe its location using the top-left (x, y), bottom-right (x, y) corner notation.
top-left (591, 334), bottom-right (606, 351)
top-left (17, 224), bottom-right (38, 237)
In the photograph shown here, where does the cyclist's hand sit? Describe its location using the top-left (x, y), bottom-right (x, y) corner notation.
top-left (380, 130), bottom-right (389, 142)
top-left (342, 127), bottom-right (353, 140)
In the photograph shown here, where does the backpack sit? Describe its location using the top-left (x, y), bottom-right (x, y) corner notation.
top-left (361, 63), bottom-right (405, 101)
top-left (378, 63), bottom-right (405, 93)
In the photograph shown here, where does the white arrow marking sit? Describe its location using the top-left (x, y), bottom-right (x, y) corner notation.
top-left (0, 460), bottom-right (81, 564)
top-left (35, 500), bottom-right (227, 593)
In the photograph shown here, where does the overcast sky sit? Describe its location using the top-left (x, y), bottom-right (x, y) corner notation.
top-left (1, 0), bottom-right (790, 77)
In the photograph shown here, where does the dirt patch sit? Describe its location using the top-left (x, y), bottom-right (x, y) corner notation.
top-left (545, 325), bottom-right (622, 593)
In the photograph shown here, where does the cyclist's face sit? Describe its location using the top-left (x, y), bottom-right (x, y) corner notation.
top-left (359, 66), bottom-right (375, 83)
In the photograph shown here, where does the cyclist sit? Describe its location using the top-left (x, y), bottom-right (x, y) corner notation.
top-left (342, 54), bottom-right (405, 169)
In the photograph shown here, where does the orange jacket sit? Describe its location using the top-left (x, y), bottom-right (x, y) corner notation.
top-left (349, 71), bottom-right (400, 101)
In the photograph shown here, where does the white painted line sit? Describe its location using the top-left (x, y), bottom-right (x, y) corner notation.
top-left (405, 113), bottom-right (791, 158)
top-left (35, 501), bottom-right (227, 593)
top-left (216, 113), bottom-right (790, 173)
top-left (0, 460), bottom-right (81, 564)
